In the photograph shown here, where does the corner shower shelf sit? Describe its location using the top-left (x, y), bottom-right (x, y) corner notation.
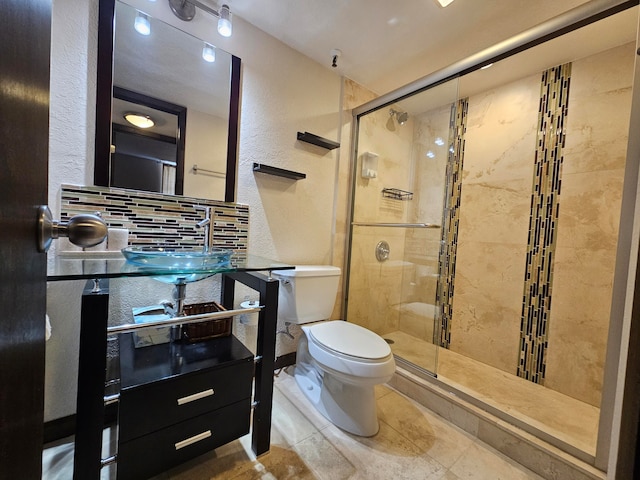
top-left (382, 188), bottom-right (413, 201)
top-left (296, 131), bottom-right (340, 150)
top-left (253, 163), bottom-right (306, 180)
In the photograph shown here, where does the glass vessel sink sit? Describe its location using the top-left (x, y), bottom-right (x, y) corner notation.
top-left (121, 246), bottom-right (233, 284)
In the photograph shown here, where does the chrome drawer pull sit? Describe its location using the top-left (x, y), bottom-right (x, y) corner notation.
top-left (177, 388), bottom-right (214, 406)
top-left (174, 430), bottom-right (212, 450)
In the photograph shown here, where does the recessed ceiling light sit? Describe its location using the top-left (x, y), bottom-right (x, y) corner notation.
top-left (124, 112), bottom-right (155, 129)
top-left (436, 0), bottom-right (455, 7)
top-left (481, 63), bottom-right (494, 70)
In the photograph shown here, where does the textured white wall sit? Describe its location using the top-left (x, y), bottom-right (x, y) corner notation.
top-left (46, 0), bottom-right (98, 422)
top-left (46, 0), bottom-right (342, 421)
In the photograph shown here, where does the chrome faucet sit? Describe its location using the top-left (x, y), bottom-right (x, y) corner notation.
top-left (195, 206), bottom-right (214, 252)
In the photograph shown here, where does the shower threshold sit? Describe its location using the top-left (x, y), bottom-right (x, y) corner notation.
top-left (384, 331), bottom-right (600, 467)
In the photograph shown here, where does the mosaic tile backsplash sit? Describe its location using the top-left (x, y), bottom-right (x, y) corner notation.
top-left (60, 185), bottom-right (248, 253)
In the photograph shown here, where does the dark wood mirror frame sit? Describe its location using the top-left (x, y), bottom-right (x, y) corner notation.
top-left (94, 0), bottom-right (241, 202)
top-left (112, 86), bottom-right (187, 195)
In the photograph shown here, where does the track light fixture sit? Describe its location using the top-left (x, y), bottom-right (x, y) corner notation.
top-left (168, 0), bottom-right (233, 38)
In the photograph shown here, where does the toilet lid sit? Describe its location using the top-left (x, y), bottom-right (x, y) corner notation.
top-left (308, 321), bottom-right (391, 360)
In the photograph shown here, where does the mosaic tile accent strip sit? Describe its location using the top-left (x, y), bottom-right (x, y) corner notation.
top-left (517, 63), bottom-right (571, 384)
top-left (59, 185), bottom-right (248, 253)
top-left (437, 97), bottom-right (469, 348)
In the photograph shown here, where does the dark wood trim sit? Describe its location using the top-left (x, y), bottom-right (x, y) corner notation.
top-left (616, 238), bottom-right (640, 477)
top-left (94, 0), bottom-right (115, 187)
top-left (73, 280), bottom-right (110, 480)
top-left (226, 55), bottom-right (241, 202)
top-left (221, 271), bottom-right (279, 456)
top-left (44, 415), bottom-right (76, 444)
top-left (112, 123), bottom-right (177, 145)
top-left (1, 0), bottom-right (50, 476)
top-left (95, 0), bottom-right (241, 201)
top-left (274, 352), bottom-right (296, 369)
top-left (113, 87), bottom-right (186, 195)
top-left (43, 404), bottom-right (118, 445)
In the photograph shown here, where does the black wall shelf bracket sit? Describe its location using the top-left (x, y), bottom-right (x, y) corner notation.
top-left (296, 132), bottom-right (340, 150)
top-left (253, 163), bottom-right (306, 180)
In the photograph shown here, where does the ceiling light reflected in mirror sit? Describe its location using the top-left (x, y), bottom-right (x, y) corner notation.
top-left (202, 42), bottom-right (216, 62)
top-left (124, 112), bottom-right (155, 128)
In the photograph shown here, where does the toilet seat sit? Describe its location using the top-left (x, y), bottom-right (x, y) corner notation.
top-left (303, 321), bottom-right (395, 380)
top-left (308, 321), bottom-right (391, 360)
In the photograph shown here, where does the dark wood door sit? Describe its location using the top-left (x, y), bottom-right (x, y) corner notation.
top-left (0, 0), bottom-right (51, 478)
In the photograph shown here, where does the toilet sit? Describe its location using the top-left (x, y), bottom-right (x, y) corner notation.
top-left (272, 265), bottom-right (396, 436)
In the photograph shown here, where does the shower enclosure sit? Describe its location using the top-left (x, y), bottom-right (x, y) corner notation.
top-left (345, 2), bottom-right (638, 469)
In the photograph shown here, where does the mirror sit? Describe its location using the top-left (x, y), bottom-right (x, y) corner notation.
top-left (95, 0), bottom-right (240, 202)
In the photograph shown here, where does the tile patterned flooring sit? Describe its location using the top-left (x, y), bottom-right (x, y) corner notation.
top-left (384, 330), bottom-right (600, 456)
top-left (43, 368), bottom-right (545, 479)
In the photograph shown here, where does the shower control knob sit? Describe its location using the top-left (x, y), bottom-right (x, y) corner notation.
top-left (37, 205), bottom-right (108, 252)
top-left (375, 240), bottom-right (390, 262)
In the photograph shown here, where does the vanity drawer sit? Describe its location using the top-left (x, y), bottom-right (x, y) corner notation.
top-left (119, 359), bottom-right (253, 442)
top-left (117, 398), bottom-right (251, 480)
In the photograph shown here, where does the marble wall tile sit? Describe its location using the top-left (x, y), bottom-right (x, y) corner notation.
top-left (354, 108), bottom-right (415, 225)
top-left (555, 170), bottom-right (624, 251)
top-left (397, 302), bottom-right (436, 342)
top-left (348, 227), bottom-right (414, 335)
top-left (537, 43), bottom-right (633, 404)
top-left (449, 74), bottom-right (539, 371)
top-left (462, 75), bottom-right (540, 185)
top-left (457, 178), bottom-right (532, 246)
top-left (563, 86), bottom-right (632, 174)
top-left (565, 42), bottom-right (635, 98)
top-left (450, 242), bottom-right (526, 371)
top-left (332, 78), bottom-right (379, 321)
top-left (544, 246), bottom-right (616, 407)
top-left (412, 103), bottom-right (453, 224)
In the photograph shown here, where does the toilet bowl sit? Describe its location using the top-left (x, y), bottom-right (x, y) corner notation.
top-left (272, 266), bottom-right (396, 436)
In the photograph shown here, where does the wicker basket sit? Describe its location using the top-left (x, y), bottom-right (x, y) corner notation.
top-left (181, 301), bottom-right (232, 342)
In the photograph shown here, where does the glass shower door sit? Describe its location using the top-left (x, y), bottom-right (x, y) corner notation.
top-left (346, 78), bottom-right (459, 376)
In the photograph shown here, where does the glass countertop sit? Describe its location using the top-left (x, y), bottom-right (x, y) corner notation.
top-left (47, 252), bottom-right (293, 282)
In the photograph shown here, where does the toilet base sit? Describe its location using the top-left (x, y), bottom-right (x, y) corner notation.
top-left (294, 362), bottom-right (380, 437)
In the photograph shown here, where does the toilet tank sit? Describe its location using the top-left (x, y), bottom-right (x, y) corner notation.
top-left (272, 265), bottom-right (341, 324)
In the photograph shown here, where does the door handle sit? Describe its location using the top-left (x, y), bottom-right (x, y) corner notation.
top-left (37, 205), bottom-right (108, 253)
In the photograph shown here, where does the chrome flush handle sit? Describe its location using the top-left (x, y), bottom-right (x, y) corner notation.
top-left (37, 205), bottom-right (108, 252)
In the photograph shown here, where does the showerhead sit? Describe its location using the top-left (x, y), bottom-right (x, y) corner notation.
top-left (389, 108), bottom-right (409, 125)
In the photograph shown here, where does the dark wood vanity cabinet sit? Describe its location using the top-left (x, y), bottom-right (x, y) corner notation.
top-left (116, 333), bottom-right (254, 480)
top-left (68, 270), bottom-right (282, 479)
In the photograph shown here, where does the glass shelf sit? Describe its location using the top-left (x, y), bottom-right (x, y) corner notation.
top-left (47, 252), bottom-right (293, 282)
